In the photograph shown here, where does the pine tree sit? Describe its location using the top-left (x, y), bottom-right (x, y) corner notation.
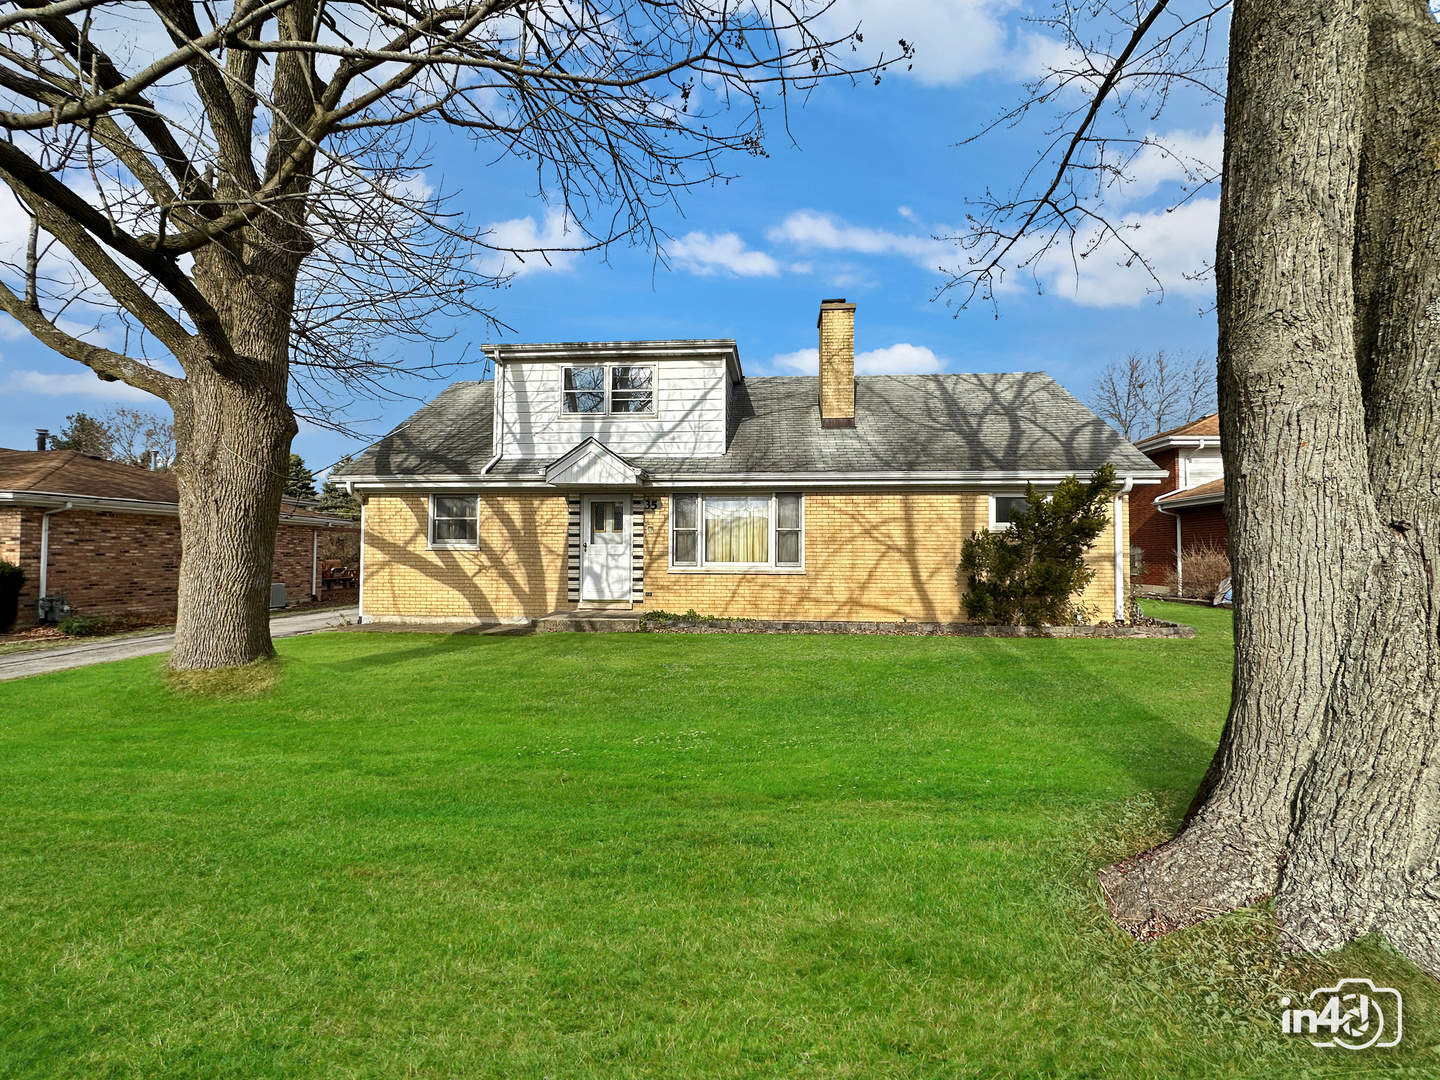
top-left (960, 464), bottom-right (1116, 626)
top-left (48, 413), bottom-right (114, 458)
top-left (284, 454), bottom-right (316, 500)
top-left (316, 457), bottom-right (361, 522)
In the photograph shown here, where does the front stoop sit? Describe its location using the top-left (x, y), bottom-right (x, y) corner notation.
top-left (536, 609), bottom-right (641, 633)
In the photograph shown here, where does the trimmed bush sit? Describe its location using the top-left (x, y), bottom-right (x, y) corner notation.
top-left (960, 464), bottom-right (1116, 627)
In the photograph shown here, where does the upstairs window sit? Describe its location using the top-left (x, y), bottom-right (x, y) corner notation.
top-left (563, 366), bottom-right (606, 413)
top-left (610, 366), bottom-right (654, 412)
top-left (562, 364), bottom-right (655, 414)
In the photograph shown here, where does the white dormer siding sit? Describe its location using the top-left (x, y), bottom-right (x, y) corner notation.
top-left (488, 341), bottom-right (739, 461)
top-left (1179, 446), bottom-right (1224, 490)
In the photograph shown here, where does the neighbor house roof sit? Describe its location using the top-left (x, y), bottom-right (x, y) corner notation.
top-left (338, 372), bottom-right (1164, 488)
top-left (1156, 476), bottom-right (1225, 508)
top-left (1135, 412), bottom-right (1221, 453)
top-left (0, 449), bottom-right (357, 526)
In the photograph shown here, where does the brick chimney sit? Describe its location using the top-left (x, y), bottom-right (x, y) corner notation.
top-left (35, 428), bottom-right (48, 451)
top-left (817, 298), bottom-right (857, 428)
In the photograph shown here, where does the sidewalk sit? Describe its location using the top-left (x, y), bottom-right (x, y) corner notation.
top-left (0, 607), bottom-right (358, 683)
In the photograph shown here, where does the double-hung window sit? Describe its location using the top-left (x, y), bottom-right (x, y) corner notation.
top-left (562, 364), bottom-right (655, 414)
top-left (670, 493), bottom-right (804, 570)
top-left (430, 495), bottom-right (479, 548)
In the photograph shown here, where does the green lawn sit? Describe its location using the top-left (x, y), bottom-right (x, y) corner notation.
top-left (0, 602), bottom-right (1434, 1079)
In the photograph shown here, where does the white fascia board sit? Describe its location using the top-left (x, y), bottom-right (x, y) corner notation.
top-left (1134, 435), bottom-right (1219, 453)
top-left (0, 490), bottom-right (179, 516)
top-left (0, 489), bottom-right (357, 527)
top-left (344, 469), bottom-right (1167, 492)
top-left (1157, 490), bottom-right (1225, 508)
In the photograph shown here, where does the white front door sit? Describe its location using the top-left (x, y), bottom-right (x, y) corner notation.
top-left (580, 496), bottom-right (631, 601)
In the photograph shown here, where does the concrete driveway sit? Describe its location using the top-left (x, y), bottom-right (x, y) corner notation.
top-left (0, 606), bottom-right (358, 682)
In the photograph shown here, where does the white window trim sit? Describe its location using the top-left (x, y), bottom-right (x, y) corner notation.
top-left (668, 493), bottom-right (805, 574)
top-left (561, 363), bottom-right (657, 416)
top-left (428, 493), bottom-right (480, 549)
top-left (988, 492), bottom-right (1027, 531)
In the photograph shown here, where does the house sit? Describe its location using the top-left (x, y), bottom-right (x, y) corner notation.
top-left (336, 301), bottom-right (1165, 627)
top-left (1128, 414), bottom-right (1227, 595)
top-left (0, 446), bottom-right (359, 623)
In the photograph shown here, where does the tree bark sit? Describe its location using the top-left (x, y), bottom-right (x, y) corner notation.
top-left (1100, 0), bottom-right (1440, 976)
top-left (168, 213), bottom-right (303, 670)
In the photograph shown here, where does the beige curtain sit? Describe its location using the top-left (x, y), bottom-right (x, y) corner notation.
top-left (704, 497), bottom-right (769, 563)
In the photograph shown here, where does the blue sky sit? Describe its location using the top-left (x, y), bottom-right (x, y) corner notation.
top-left (0, 2), bottom-right (1225, 476)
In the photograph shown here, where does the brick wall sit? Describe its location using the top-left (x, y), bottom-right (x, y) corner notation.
top-left (818, 305), bottom-right (855, 422)
top-left (1130, 447), bottom-right (1178, 585)
top-left (360, 493), bottom-right (570, 619)
top-left (360, 489), bottom-right (1129, 624)
top-left (1177, 503), bottom-right (1227, 553)
top-left (1, 506), bottom-right (340, 623)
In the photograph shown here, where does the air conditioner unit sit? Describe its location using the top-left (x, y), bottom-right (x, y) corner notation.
top-left (270, 583), bottom-right (286, 610)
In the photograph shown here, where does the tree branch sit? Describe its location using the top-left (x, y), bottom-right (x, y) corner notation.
top-left (0, 278), bottom-right (184, 400)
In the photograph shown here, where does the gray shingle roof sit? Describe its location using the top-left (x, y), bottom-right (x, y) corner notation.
top-left (337, 372), bottom-right (1159, 481)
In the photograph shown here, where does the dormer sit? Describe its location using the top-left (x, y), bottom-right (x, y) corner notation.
top-left (1135, 413), bottom-right (1222, 492)
top-left (484, 339), bottom-right (742, 461)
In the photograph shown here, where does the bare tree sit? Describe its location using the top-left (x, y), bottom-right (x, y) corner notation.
top-left (104, 406), bottom-right (176, 468)
top-left (1090, 349), bottom-right (1215, 442)
top-left (948, 0), bottom-right (1440, 978)
top-left (0, 1), bottom-right (907, 669)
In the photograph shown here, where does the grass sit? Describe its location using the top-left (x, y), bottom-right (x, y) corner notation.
top-left (0, 600), bottom-right (1434, 1079)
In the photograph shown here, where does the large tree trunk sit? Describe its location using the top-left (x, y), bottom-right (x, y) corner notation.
top-left (169, 242), bottom-right (300, 670)
top-left (1099, 0), bottom-right (1440, 975)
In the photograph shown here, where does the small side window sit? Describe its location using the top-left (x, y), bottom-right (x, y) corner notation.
top-left (992, 495), bottom-right (1030, 529)
top-left (776, 493), bottom-right (803, 566)
top-left (431, 495), bottom-right (479, 547)
top-left (671, 494), bottom-right (699, 566)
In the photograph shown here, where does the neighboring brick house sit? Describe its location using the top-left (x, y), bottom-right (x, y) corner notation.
top-left (1128, 414), bottom-right (1227, 594)
top-left (336, 301), bottom-right (1163, 626)
top-left (0, 448), bottom-right (358, 623)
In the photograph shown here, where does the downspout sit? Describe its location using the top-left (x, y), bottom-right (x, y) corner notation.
top-left (1156, 501), bottom-right (1182, 596)
top-left (357, 498), bottom-right (366, 624)
top-left (38, 501), bottom-right (72, 615)
top-left (482, 356), bottom-right (504, 474)
top-left (1114, 478), bottom-right (1133, 623)
top-left (311, 528), bottom-right (319, 600)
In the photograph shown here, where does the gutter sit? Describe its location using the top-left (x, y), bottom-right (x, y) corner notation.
top-left (1114, 477), bottom-right (1134, 623)
top-left (340, 470), bottom-right (1169, 493)
top-left (38, 500), bottom-right (72, 614)
top-left (0, 490), bottom-right (355, 528)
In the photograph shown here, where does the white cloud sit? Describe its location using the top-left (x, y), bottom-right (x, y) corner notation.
top-left (474, 209), bottom-right (584, 278)
top-left (855, 343), bottom-right (944, 375)
top-left (5, 368), bottom-right (154, 402)
top-left (1106, 127), bottom-right (1224, 208)
top-left (767, 210), bottom-right (947, 270)
top-left (664, 231), bottom-right (780, 277)
top-left (1021, 197), bottom-right (1219, 308)
top-left (816, 0), bottom-right (1022, 87)
top-left (771, 343), bottom-right (944, 376)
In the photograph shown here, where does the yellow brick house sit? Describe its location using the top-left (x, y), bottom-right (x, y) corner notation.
top-left (336, 301), bottom-right (1164, 627)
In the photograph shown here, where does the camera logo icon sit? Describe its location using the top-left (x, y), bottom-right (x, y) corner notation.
top-left (1280, 978), bottom-right (1402, 1050)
